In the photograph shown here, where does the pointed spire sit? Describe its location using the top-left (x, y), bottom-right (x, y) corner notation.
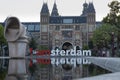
top-left (40, 2), bottom-right (49, 14)
top-left (51, 0), bottom-right (59, 16)
top-left (83, 0), bottom-right (88, 8)
top-left (54, 0), bottom-right (56, 3)
top-left (85, 0), bottom-right (87, 4)
top-left (82, 0), bottom-right (88, 15)
top-left (87, 2), bottom-right (95, 13)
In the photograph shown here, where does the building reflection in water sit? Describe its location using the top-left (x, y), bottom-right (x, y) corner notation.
top-left (26, 57), bottom-right (90, 80)
top-left (1, 56), bottom-right (96, 80)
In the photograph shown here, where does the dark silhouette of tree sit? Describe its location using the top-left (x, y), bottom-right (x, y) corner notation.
top-left (29, 38), bottom-right (37, 50)
top-left (0, 24), bottom-right (6, 56)
top-left (92, 24), bottom-right (117, 49)
top-left (103, 0), bottom-right (120, 28)
top-left (0, 24), bottom-right (7, 80)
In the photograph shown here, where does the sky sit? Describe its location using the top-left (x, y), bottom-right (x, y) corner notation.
top-left (0, 0), bottom-right (116, 22)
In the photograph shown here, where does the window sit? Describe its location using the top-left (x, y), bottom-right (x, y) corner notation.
top-left (27, 25), bottom-right (34, 31)
top-left (62, 31), bottom-right (73, 39)
top-left (76, 34), bottom-right (80, 39)
top-left (63, 19), bottom-right (73, 23)
top-left (75, 25), bottom-right (80, 30)
top-left (41, 36), bottom-right (47, 40)
top-left (55, 34), bottom-right (59, 39)
top-left (41, 25), bottom-right (47, 32)
top-left (55, 26), bottom-right (60, 30)
top-left (35, 25), bottom-right (40, 31)
top-left (49, 26), bottom-right (53, 30)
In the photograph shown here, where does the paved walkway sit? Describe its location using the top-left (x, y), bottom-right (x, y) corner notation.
top-left (74, 72), bottom-right (120, 80)
top-left (74, 57), bottom-right (120, 80)
top-left (85, 57), bottom-right (120, 72)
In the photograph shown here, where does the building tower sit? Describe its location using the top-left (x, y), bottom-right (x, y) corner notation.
top-left (51, 1), bottom-right (59, 16)
top-left (81, 1), bottom-right (96, 45)
top-left (87, 2), bottom-right (96, 24)
top-left (40, 3), bottom-right (50, 48)
top-left (82, 1), bottom-right (88, 16)
top-left (87, 2), bottom-right (96, 39)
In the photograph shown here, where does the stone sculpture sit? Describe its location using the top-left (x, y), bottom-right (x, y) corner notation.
top-left (4, 17), bottom-right (28, 80)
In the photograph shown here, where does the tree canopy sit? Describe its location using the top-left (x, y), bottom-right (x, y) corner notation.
top-left (0, 24), bottom-right (6, 44)
top-left (102, 0), bottom-right (120, 28)
top-left (92, 24), bottom-right (118, 49)
top-left (29, 38), bottom-right (37, 50)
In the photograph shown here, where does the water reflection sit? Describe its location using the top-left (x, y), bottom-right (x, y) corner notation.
top-left (5, 59), bottom-right (27, 80)
top-left (0, 57), bottom-right (110, 80)
top-left (29, 57), bottom-right (86, 80)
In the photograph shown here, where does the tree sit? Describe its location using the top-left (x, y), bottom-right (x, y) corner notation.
top-left (0, 24), bottom-right (6, 44)
top-left (103, 0), bottom-right (120, 28)
top-left (92, 24), bottom-right (118, 49)
top-left (29, 38), bottom-right (37, 50)
top-left (102, 0), bottom-right (120, 52)
top-left (38, 45), bottom-right (49, 50)
top-left (88, 40), bottom-right (93, 49)
top-left (82, 45), bottom-right (89, 50)
top-left (0, 24), bottom-right (6, 56)
top-left (0, 70), bottom-right (7, 80)
top-left (0, 24), bottom-right (7, 80)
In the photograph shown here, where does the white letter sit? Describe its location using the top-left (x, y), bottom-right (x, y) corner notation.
top-left (83, 50), bottom-right (91, 56)
top-left (51, 58), bottom-right (55, 64)
top-left (66, 58), bottom-right (70, 64)
top-left (70, 58), bottom-right (76, 68)
top-left (51, 50), bottom-right (56, 56)
top-left (60, 58), bottom-right (65, 64)
top-left (60, 50), bottom-right (65, 56)
top-left (77, 58), bottom-right (82, 64)
top-left (66, 50), bottom-right (70, 56)
top-left (55, 58), bottom-right (60, 66)
top-left (70, 48), bottom-right (76, 56)
top-left (56, 49), bottom-right (60, 56)
top-left (83, 58), bottom-right (89, 64)
top-left (76, 50), bottom-right (82, 56)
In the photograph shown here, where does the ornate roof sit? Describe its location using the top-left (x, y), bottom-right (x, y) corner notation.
top-left (51, 2), bottom-right (59, 16)
top-left (87, 2), bottom-right (95, 13)
top-left (40, 3), bottom-right (49, 14)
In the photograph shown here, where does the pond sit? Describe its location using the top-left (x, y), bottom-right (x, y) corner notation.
top-left (0, 55), bottom-right (110, 80)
